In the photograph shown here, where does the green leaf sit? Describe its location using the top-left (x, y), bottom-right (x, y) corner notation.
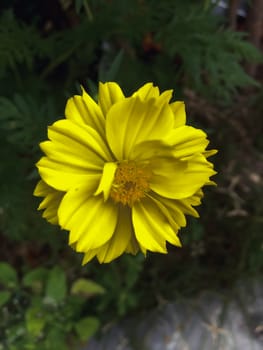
top-left (99, 49), bottom-right (124, 82)
top-left (26, 306), bottom-right (46, 337)
top-left (75, 316), bottom-right (100, 341)
top-left (75, 0), bottom-right (84, 14)
top-left (70, 278), bottom-right (105, 297)
top-left (45, 266), bottom-right (67, 304)
top-left (22, 267), bottom-right (48, 293)
top-left (0, 290), bottom-right (11, 307)
top-left (44, 328), bottom-right (68, 350)
top-left (5, 324), bottom-right (26, 344)
top-left (0, 262), bottom-right (18, 289)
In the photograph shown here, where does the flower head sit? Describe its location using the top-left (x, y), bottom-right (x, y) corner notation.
top-left (34, 82), bottom-right (216, 264)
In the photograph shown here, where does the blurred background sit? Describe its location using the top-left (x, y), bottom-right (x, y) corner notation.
top-left (0, 0), bottom-right (262, 349)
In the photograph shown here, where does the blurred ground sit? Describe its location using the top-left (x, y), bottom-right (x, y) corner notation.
top-left (84, 278), bottom-right (263, 350)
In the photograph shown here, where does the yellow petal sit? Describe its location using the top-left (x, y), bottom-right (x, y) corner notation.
top-left (98, 82), bottom-right (125, 116)
top-left (65, 87), bottom-right (105, 137)
top-left (37, 119), bottom-right (111, 191)
top-left (34, 180), bottom-right (64, 225)
top-left (173, 190), bottom-right (204, 217)
top-left (125, 233), bottom-right (140, 255)
top-left (148, 192), bottom-right (187, 227)
top-left (47, 119), bottom-right (111, 162)
top-left (96, 206), bottom-right (132, 263)
top-left (82, 248), bottom-right (100, 265)
top-left (106, 96), bottom-right (174, 160)
top-left (37, 157), bottom-right (101, 192)
top-left (132, 82), bottom-right (160, 100)
top-left (94, 162), bottom-right (117, 201)
top-left (203, 149), bottom-right (218, 158)
top-left (133, 83), bottom-right (173, 105)
top-left (159, 90), bottom-right (173, 104)
top-left (170, 101), bottom-right (186, 127)
top-left (146, 194), bottom-right (181, 232)
top-left (132, 197), bottom-right (181, 253)
top-left (58, 187), bottom-right (118, 250)
top-left (150, 154), bottom-right (216, 199)
top-left (131, 126), bottom-right (213, 163)
top-left (81, 207), bottom-right (133, 264)
top-left (130, 139), bottom-right (173, 162)
top-left (33, 179), bottom-right (51, 197)
top-left (165, 126), bottom-right (209, 159)
top-left (40, 194), bottom-right (63, 224)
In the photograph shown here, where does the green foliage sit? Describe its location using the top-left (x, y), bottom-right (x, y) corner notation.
top-left (45, 266), bottom-right (67, 304)
top-left (0, 93), bottom-right (57, 153)
top-left (0, 92), bottom-right (59, 241)
top-left (92, 254), bottom-right (145, 318)
top-left (0, 10), bottom-right (42, 76)
top-left (0, 2), bottom-right (261, 99)
top-left (0, 263), bottom-right (103, 350)
top-left (75, 317), bottom-right (100, 342)
top-left (153, 2), bottom-right (262, 103)
top-left (0, 262), bottom-right (18, 289)
top-left (71, 278), bottom-right (106, 297)
top-left (0, 291), bottom-right (11, 308)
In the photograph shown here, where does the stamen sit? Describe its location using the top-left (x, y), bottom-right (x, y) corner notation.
top-left (110, 161), bottom-right (151, 206)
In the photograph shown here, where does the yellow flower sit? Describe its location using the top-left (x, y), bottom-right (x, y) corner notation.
top-left (34, 82), bottom-right (216, 264)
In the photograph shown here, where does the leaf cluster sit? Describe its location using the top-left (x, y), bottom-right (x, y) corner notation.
top-left (0, 10), bottom-right (42, 77)
top-left (0, 262), bottom-right (104, 350)
top-left (153, 1), bottom-right (262, 102)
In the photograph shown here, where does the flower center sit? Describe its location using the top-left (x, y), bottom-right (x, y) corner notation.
top-left (110, 161), bottom-right (151, 206)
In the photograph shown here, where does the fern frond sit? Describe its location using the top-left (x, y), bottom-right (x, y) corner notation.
top-left (0, 10), bottom-right (43, 75)
top-left (154, 3), bottom-right (263, 103)
top-left (0, 93), bottom-right (57, 153)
